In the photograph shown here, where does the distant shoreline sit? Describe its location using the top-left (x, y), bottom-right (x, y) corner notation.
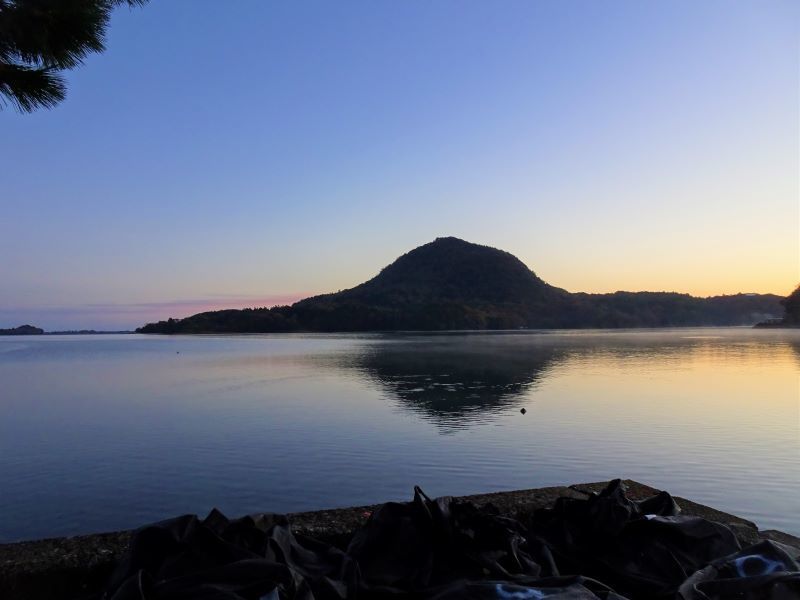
top-left (5, 325), bottom-right (799, 338)
top-left (44, 330), bottom-right (134, 335)
top-left (0, 329), bottom-right (133, 336)
top-left (754, 323), bottom-right (799, 329)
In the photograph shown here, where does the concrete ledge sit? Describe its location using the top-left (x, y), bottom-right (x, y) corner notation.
top-left (1, 480), bottom-right (797, 599)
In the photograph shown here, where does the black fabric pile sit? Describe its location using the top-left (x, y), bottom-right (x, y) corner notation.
top-left (101, 481), bottom-right (800, 600)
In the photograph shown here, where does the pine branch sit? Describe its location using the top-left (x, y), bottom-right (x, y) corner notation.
top-left (0, 60), bottom-right (65, 112)
top-left (0, 1), bottom-right (111, 69)
top-left (0, 0), bottom-right (147, 112)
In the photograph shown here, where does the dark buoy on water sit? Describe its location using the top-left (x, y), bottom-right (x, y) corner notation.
top-left (520, 408), bottom-right (527, 415)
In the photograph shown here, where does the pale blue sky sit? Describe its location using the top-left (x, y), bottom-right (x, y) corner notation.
top-left (1, 0), bottom-right (798, 329)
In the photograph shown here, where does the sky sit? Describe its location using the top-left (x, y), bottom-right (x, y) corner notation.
top-left (1, 0), bottom-right (798, 330)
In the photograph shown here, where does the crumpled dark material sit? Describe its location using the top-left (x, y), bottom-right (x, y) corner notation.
top-left (101, 480), bottom-right (800, 600)
top-left (347, 486), bottom-right (558, 593)
top-left (678, 540), bottom-right (800, 599)
top-left (423, 577), bottom-right (630, 599)
top-left (103, 510), bottom-right (358, 600)
top-left (529, 479), bottom-right (743, 598)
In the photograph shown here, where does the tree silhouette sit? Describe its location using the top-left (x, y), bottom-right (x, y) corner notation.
top-left (781, 285), bottom-right (800, 324)
top-left (0, 0), bottom-right (146, 112)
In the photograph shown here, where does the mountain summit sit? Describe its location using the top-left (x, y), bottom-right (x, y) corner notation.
top-left (293, 237), bottom-right (569, 329)
top-left (137, 238), bottom-right (783, 333)
top-left (338, 236), bottom-right (556, 304)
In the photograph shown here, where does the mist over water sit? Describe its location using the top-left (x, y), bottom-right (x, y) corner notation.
top-left (0, 329), bottom-right (798, 542)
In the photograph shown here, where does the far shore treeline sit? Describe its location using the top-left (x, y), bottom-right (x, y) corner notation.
top-left (137, 238), bottom-right (789, 334)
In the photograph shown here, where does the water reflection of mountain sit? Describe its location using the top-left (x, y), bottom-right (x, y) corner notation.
top-left (316, 330), bottom-right (800, 431)
top-left (351, 336), bottom-right (566, 430)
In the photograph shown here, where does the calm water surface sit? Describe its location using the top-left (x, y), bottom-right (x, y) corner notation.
top-left (1, 329), bottom-right (798, 542)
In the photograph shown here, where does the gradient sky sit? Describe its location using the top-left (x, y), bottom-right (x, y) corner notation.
top-left (1, 0), bottom-right (798, 330)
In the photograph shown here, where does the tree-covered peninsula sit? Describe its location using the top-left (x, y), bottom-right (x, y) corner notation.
top-left (754, 284), bottom-right (800, 328)
top-left (137, 238), bottom-right (784, 334)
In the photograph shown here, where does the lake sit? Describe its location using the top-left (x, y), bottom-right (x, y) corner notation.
top-left (1, 328), bottom-right (798, 542)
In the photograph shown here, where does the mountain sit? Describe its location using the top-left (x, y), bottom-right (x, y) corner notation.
top-left (0, 324), bottom-right (44, 335)
top-left (293, 237), bottom-right (571, 330)
top-left (136, 237), bottom-right (784, 333)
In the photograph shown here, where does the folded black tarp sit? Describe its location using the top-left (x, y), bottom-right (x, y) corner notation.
top-left (678, 540), bottom-right (800, 599)
top-left (528, 479), bottom-right (743, 598)
top-left (100, 481), bottom-right (800, 600)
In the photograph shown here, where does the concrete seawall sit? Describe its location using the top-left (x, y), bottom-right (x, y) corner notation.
top-left (1, 480), bottom-right (797, 599)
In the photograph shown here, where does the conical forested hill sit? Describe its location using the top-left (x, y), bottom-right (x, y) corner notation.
top-left (292, 237), bottom-right (572, 330)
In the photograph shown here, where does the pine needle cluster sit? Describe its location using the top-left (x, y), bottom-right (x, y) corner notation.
top-left (0, 0), bottom-right (146, 112)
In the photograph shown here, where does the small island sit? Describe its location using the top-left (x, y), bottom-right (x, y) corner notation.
top-left (0, 324), bottom-right (44, 336)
